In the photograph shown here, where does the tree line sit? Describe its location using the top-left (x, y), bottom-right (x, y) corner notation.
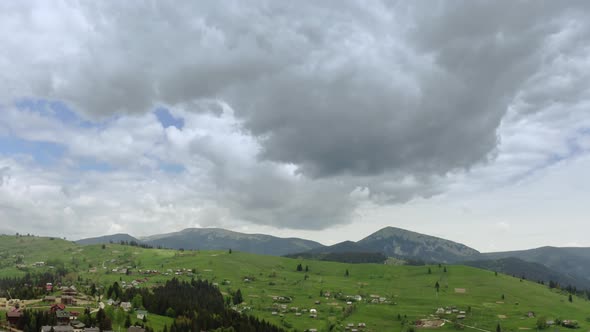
top-left (112, 278), bottom-right (284, 332)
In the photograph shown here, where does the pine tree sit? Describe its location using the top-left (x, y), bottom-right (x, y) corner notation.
top-left (428, 267), bottom-right (432, 274)
top-left (496, 323), bottom-right (501, 332)
top-left (569, 294), bottom-right (573, 302)
top-left (233, 289), bottom-right (243, 305)
top-left (435, 281), bottom-right (440, 292)
top-left (90, 283), bottom-right (97, 298)
top-left (345, 269), bottom-right (349, 277)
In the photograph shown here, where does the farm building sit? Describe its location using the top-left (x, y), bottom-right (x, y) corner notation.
top-left (44, 296), bottom-right (57, 303)
top-left (136, 310), bottom-right (148, 320)
top-left (56, 309), bottom-right (71, 324)
top-left (120, 302), bottom-right (132, 311)
top-left (61, 295), bottom-right (76, 305)
top-left (6, 309), bottom-right (22, 326)
top-left (41, 326), bottom-right (74, 332)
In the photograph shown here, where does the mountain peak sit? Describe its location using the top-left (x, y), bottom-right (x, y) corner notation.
top-left (76, 233), bottom-right (140, 245)
top-left (358, 226), bottom-right (480, 263)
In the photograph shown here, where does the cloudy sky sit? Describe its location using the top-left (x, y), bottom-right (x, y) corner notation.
top-left (1, 1), bottom-right (589, 252)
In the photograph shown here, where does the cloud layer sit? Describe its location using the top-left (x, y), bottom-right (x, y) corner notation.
top-left (1, 1), bottom-right (590, 245)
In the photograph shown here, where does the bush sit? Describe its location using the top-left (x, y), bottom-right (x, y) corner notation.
top-left (536, 317), bottom-right (548, 330)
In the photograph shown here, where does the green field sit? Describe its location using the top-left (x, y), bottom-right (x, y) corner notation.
top-left (1, 235), bottom-right (589, 332)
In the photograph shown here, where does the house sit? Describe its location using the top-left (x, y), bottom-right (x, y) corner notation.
top-left (63, 286), bottom-right (77, 296)
top-left (70, 320), bottom-right (86, 331)
top-left (84, 328), bottom-right (100, 332)
top-left (41, 326), bottom-right (74, 332)
top-left (51, 303), bottom-right (67, 312)
top-left (136, 310), bottom-right (148, 320)
top-left (128, 326), bottom-right (146, 332)
top-left (120, 302), bottom-right (132, 311)
top-left (562, 320), bottom-right (579, 328)
top-left (457, 314), bottom-right (466, 320)
top-left (436, 308), bottom-right (445, 315)
top-left (527, 311), bottom-right (535, 318)
top-left (46, 283), bottom-right (53, 291)
top-left (62, 295), bottom-right (76, 305)
top-left (56, 309), bottom-right (71, 324)
top-left (6, 309), bottom-right (22, 326)
top-left (44, 296), bottom-right (57, 303)
top-left (310, 308), bottom-right (317, 314)
top-left (106, 299), bottom-right (115, 306)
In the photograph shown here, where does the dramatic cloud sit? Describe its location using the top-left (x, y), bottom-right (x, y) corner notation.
top-left (1, 1), bottom-right (589, 245)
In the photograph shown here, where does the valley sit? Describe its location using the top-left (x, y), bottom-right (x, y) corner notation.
top-left (1, 235), bottom-right (590, 332)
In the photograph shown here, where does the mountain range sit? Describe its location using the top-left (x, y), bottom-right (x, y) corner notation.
top-left (76, 226), bottom-right (590, 290)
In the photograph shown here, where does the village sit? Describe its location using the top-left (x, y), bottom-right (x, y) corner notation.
top-left (1, 283), bottom-right (149, 332)
top-left (1, 239), bottom-right (588, 332)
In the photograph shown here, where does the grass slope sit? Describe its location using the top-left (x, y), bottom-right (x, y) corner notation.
top-left (1, 235), bottom-right (590, 332)
top-left (484, 247), bottom-right (590, 286)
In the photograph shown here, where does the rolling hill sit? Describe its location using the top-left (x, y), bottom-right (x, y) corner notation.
top-left (75, 226), bottom-right (590, 291)
top-left (357, 226), bottom-right (481, 263)
top-left (463, 257), bottom-right (590, 289)
top-left (75, 233), bottom-right (141, 245)
top-left (292, 226), bottom-right (482, 264)
top-left (483, 246), bottom-right (590, 288)
top-left (140, 227), bottom-right (325, 256)
top-left (2, 234), bottom-right (590, 332)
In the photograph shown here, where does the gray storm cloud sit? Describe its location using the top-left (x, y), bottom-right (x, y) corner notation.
top-left (1, 1), bottom-right (589, 232)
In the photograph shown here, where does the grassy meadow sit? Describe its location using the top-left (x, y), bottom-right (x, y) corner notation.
top-left (1, 235), bottom-right (589, 332)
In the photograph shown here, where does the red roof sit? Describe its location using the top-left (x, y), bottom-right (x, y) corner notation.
top-left (51, 303), bottom-right (66, 311)
top-left (7, 310), bottom-right (22, 318)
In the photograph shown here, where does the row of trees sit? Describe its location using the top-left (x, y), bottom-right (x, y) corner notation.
top-left (107, 278), bottom-right (284, 332)
top-left (0, 271), bottom-right (67, 300)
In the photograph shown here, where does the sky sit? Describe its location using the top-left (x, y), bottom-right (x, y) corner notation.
top-left (1, 1), bottom-right (589, 252)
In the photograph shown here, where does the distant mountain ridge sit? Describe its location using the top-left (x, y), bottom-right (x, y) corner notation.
top-left (288, 226), bottom-right (482, 264)
top-left (357, 226), bottom-right (481, 263)
top-left (76, 226), bottom-right (590, 290)
top-left (481, 246), bottom-right (590, 288)
top-left (78, 228), bottom-right (324, 256)
top-left (76, 233), bottom-right (141, 245)
top-left (463, 257), bottom-right (590, 289)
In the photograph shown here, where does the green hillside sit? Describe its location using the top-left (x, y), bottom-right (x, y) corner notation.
top-left (1, 235), bottom-right (590, 332)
